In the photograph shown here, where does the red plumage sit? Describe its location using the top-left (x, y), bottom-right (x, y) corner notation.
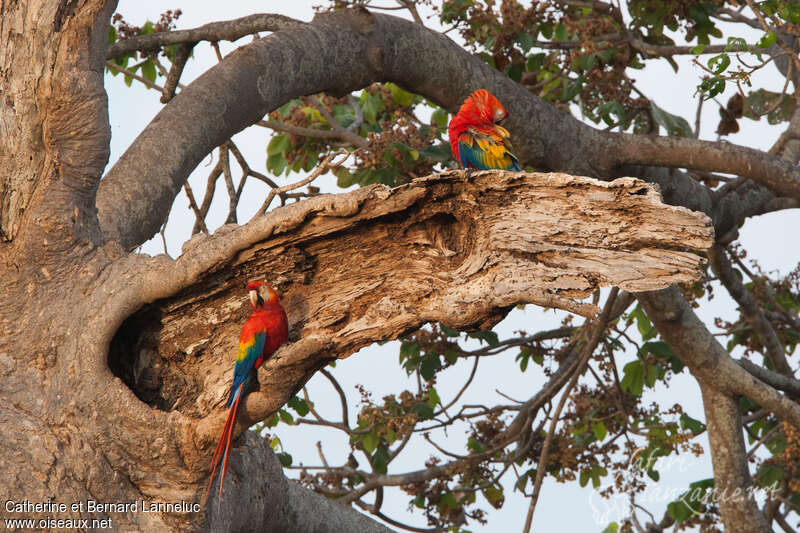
top-left (448, 89), bottom-right (520, 171)
top-left (206, 281), bottom-right (288, 505)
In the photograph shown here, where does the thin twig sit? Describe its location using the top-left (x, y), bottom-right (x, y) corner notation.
top-left (105, 60), bottom-right (163, 91)
top-left (260, 150), bottom-right (351, 213)
top-left (161, 43), bottom-right (193, 103)
top-left (183, 181), bottom-right (208, 233)
top-left (522, 288), bottom-right (619, 532)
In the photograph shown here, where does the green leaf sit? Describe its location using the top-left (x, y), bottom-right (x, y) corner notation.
top-left (692, 43), bottom-right (706, 54)
top-left (554, 22), bottom-right (568, 42)
top-left (562, 78), bottom-right (583, 101)
top-left (427, 387), bottom-right (441, 408)
top-left (592, 421), bottom-right (608, 441)
top-left (266, 413), bottom-right (279, 428)
top-left (759, 464), bottom-right (784, 488)
top-left (287, 396), bottom-right (310, 416)
top-left (621, 360), bottom-right (644, 396)
top-left (697, 77), bottom-right (726, 99)
top-left (517, 32), bottom-right (535, 53)
top-left (650, 102), bottom-right (695, 138)
top-left (335, 167), bottom-right (354, 188)
top-left (579, 468), bottom-right (590, 487)
top-left (108, 25), bottom-right (117, 44)
top-left (516, 348), bottom-right (530, 372)
top-left (744, 89), bottom-right (797, 124)
top-left (387, 82), bottom-right (415, 107)
top-left (602, 523), bottom-right (619, 533)
top-left (596, 101), bottom-right (626, 127)
top-left (267, 133), bottom-right (292, 156)
top-left (140, 21), bottom-right (155, 35)
top-left (411, 402), bottom-right (435, 420)
top-left (278, 408), bottom-right (294, 425)
top-left (725, 37), bottom-right (747, 52)
top-left (141, 60), bottom-right (156, 83)
top-left (439, 492), bottom-right (459, 512)
top-left (630, 305), bottom-right (657, 340)
top-left (707, 54), bottom-right (730, 75)
top-left (359, 91), bottom-right (384, 124)
top-left (372, 445), bottom-right (389, 475)
top-left (468, 330), bottom-right (499, 346)
top-left (361, 431), bottom-right (379, 454)
top-left (431, 108), bottom-right (449, 128)
top-left (482, 485), bottom-right (504, 508)
top-left (667, 478), bottom-right (714, 523)
top-left (419, 354), bottom-right (441, 380)
top-left (645, 363), bottom-right (658, 388)
top-left (277, 452), bottom-right (293, 466)
top-left (641, 341), bottom-right (683, 372)
top-left (467, 436), bottom-right (486, 453)
top-left (444, 348), bottom-right (460, 365)
top-left (756, 31), bottom-right (777, 48)
top-left (526, 53), bottom-right (545, 72)
top-left (269, 436), bottom-right (281, 451)
top-left (680, 413), bottom-right (705, 435)
top-left (266, 153), bottom-right (287, 176)
top-left (506, 63), bottom-right (523, 82)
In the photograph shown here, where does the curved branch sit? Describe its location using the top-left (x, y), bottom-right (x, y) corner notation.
top-left (106, 13), bottom-right (306, 59)
top-left (98, 8), bottom-right (798, 250)
top-left (637, 287), bottom-right (800, 430)
top-left (606, 131), bottom-right (800, 203)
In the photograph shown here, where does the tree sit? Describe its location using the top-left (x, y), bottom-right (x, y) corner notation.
top-left (1, 1), bottom-right (799, 532)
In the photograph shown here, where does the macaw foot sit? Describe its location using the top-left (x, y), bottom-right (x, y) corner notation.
top-left (464, 168), bottom-right (477, 181)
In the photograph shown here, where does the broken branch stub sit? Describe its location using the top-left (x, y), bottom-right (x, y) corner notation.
top-left (109, 170), bottom-right (713, 451)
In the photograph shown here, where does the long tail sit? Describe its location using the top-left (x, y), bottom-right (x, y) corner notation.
top-left (205, 382), bottom-right (246, 505)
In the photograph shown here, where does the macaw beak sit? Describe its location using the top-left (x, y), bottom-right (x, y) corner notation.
top-left (249, 289), bottom-right (259, 308)
top-left (493, 109), bottom-right (508, 123)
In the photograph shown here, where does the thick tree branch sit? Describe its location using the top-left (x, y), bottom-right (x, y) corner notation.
top-left (701, 385), bottom-right (771, 533)
top-left (637, 287), bottom-right (800, 429)
top-left (97, 9), bottom-right (799, 250)
top-left (739, 359), bottom-right (800, 399)
top-left (106, 13), bottom-right (306, 59)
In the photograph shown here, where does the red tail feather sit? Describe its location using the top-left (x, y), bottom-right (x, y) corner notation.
top-left (205, 383), bottom-right (243, 505)
top-left (218, 386), bottom-right (244, 501)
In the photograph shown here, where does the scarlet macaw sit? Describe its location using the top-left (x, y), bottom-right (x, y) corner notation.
top-left (207, 281), bottom-right (288, 502)
top-left (448, 89), bottom-right (521, 171)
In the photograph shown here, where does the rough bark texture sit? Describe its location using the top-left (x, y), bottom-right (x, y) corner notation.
top-left (0, 2), bottom-right (786, 532)
top-left (108, 171), bottom-right (712, 454)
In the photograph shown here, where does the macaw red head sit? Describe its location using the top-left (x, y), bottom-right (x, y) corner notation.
top-left (246, 280), bottom-right (279, 308)
top-left (459, 89), bottom-right (509, 125)
top-left (448, 90), bottom-right (510, 163)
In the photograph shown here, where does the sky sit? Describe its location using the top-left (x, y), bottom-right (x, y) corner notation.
top-left (106, 2), bottom-right (800, 532)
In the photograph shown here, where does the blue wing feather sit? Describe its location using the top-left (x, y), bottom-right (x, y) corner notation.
top-left (457, 130), bottom-right (520, 171)
top-left (227, 331), bottom-right (267, 407)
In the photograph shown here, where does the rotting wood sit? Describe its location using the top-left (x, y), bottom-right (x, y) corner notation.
top-left (107, 169), bottom-right (714, 457)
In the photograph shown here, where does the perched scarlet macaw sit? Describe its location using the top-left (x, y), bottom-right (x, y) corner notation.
top-left (207, 281), bottom-right (288, 502)
top-left (448, 89), bottom-right (521, 171)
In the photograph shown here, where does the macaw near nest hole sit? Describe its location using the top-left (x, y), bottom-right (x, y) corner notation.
top-left (206, 280), bottom-right (288, 503)
top-left (448, 89), bottom-right (521, 171)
